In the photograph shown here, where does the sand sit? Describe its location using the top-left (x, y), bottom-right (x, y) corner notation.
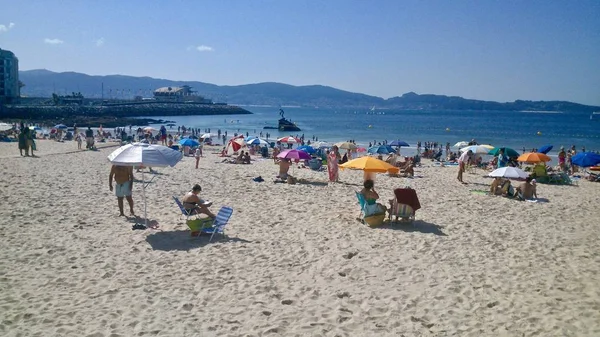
top-left (0, 139), bottom-right (599, 337)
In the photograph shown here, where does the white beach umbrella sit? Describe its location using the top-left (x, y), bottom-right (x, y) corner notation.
top-left (488, 167), bottom-right (529, 179)
top-left (460, 145), bottom-right (491, 154)
top-left (453, 141), bottom-right (469, 148)
top-left (200, 133), bottom-right (216, 139)
top-left (108, 143), bottom-right (183, 227)
top-left (0, 122), bottom-right (13, 131)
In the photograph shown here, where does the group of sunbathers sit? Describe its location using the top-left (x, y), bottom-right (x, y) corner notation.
top-left (490, 176), bottom-right (537, 200)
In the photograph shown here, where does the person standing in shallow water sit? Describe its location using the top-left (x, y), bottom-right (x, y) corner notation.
top-left (109, 165), bottom-right (135, 216)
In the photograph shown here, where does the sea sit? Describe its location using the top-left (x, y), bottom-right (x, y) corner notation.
top-left (143, 107), bottom-right (600, 156)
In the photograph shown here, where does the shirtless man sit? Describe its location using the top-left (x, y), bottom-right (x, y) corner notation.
top-left (278, 158), bottom-right (291, 179)
top-left (109, 165), bottom-right (135, 216)
top-left (182, 184), bottom-right (215, 218)
top-left (516, 177), bottom-right (537, 200)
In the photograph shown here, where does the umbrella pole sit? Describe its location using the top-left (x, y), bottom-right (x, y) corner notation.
top-left (142, 170), bottom-right (147, 228)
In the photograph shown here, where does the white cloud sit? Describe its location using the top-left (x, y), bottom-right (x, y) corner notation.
top-left (0, 22), bottom-right (15, 33)
top-left (95, 37), bottom-right (105, 47)
top-left (44, 38), bottom-right (64, 45)
top-left (194, 45), bottom-right (214, 52)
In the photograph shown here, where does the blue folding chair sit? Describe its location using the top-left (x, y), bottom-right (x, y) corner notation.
top-left (201, 206), bottom-right (234, 242)
top-left (355, 192), bottom-right (367, 222)
top-left (173, 196), bottom-right (198, 221)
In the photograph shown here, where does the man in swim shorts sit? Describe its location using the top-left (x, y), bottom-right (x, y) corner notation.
top-left (109, 165), bottom-right (135, 216)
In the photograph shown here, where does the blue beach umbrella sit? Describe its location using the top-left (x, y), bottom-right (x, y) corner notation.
top-left (247, 138), bottom-right (268, 146)
top-left (571, 152), bottom-right (600, 167)
top-left (54, 124), bottom-right (68, 129)
top-left (179, 138), bottom-right (200, 147)
top-left (245, 136), bottom-right (258, 142)
top-left (538, 145), bottom-right (553, 154)
top-left (368, 145), bottom-right (396, 155)
top-left (389, 140), bottom-right (410, 147)
top-left (297, 145), bottom-right (316, 154)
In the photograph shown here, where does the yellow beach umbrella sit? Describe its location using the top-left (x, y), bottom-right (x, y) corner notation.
top-left (480, 144), bottom-right (495, 150)
top-left (517, 152), bottom-right (551, 163)
top-left (340, 156), bottom-right (398, 173)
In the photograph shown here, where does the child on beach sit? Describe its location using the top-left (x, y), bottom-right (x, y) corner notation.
top-left (195, 147), bottom-right (201, 169)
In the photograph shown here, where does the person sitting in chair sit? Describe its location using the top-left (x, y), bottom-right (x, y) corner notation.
top-left (182, 184), bottom-right (215, 219)
top-left (360, 179), bottom-right (387, 216)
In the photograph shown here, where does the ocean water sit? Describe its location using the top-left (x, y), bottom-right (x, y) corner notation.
top-left (144, 107), bottom-right (600, 155)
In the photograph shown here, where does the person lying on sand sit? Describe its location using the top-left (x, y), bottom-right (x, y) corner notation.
top-left (182, 184), bottom-right (215, 219)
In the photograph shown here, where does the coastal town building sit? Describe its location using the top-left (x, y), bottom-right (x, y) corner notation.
top-left (0, 48), bottom-right (20, 103)
top-left (153, 85), bottom-right (212, 103)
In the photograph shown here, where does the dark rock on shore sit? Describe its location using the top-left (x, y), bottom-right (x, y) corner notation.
top-left (0, 102), bottom-right (252, 128)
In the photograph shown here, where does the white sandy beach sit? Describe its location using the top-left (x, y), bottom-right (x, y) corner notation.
top-left (0, 139), bottom-right (599, 337)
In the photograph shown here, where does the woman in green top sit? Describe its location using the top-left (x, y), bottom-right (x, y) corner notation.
top-left (360, 179), bottom-right (387, 216)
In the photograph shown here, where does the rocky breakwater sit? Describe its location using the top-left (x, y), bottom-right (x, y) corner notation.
top-left (0, 102), bottom-right (252, 128)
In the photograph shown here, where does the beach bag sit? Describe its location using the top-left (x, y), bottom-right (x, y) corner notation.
top-left (364, 213), bottom-right (386, 227)
top-left (186, 218), bottom-right (213, 232)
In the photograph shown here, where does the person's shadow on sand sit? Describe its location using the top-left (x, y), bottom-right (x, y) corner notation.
top-left (381, 220), bottom-right (447, 236)
top-left (146, 230), bottom-right (252, 251)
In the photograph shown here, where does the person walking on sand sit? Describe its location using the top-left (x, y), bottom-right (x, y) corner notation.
top-left (327, 146), bottom-right (340, 182)
top-left (457, 149), bottom-right (473, 183)
top-left (194, 147), bottom-right (201, 169)
top-left (109, 165), bottom-right (135, 216)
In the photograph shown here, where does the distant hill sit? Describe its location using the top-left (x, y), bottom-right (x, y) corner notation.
top-left (18, 69), bottom-right (600, 112)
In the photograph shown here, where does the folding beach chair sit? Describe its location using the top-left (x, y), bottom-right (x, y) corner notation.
top-left (201, 206), bottom-right (234, 242)
top-left (173, 196), bottom-right (198, 221)
top-left (355, 192), bottom-right (367, 222)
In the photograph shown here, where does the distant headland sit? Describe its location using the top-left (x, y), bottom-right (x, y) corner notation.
top-left (16, 69), bottom-right (600, 112)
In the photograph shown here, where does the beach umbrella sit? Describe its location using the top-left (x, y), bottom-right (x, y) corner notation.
top-left (108, 143), bottom-right (183, 228)
top-left (340, 156), bottom-right (398, 173)
top-left (200, 133), bottom-right (215, 139)
top-left (389, 140), bottom-right (410, 147)
top-left (245, 136), bottom-right (259, 142)
top-left (517, 152), bottom-right (551, 163)
top-left (179, 138), bottom-right (200, 147)
top-left (313, 141), bottom-right (330, 149)
top-left (488, 147), bottom-right (520, 157)
top-left (538, 145), bottom-right (553, 154)
top-left (479, 144), bottom-right (495, 150)
top-left (54, 124), bottom-right (68, 129)
top-left (357, 147), bottom-right (367, 152)
top-left (226, 135), bottom-right (246, 153)
top-left (278, 136), bottom-right (301, 144)
top-left (297, 145), bottom-right (316, 154)
top-left (277, 149), bottom-right (312, 160)
top-left (334, 141), bottom-right (358, 150)
top-left (571, 152), bottom-right (600, 167)
top-left (488, 167), bottom-right (529, 179)
top-left (247, 138), bottom-right (269, 146)
top-left (0, 122), bottom-right (13, 131)
top-left (367, 145), bottom-right (396, 154)
top-left (460, 145), bottom-right (492, 154)
top-left (454, 141), bottom-right (469, 148)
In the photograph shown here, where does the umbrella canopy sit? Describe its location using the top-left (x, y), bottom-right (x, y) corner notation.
top-left (179, 138), bottom-right (200, 147)
top-left (200, 133), bottom-right (215, 139)
top-left (388, 140), bottom-right (410, 147)
top-left (479, 144), bottom-right (495, 150)
top-left (339, 156), bottom-right (398, 173)
top-left (517, 152), bottom-right (551, 163)
top-left (334, 141), bottom-right (358, 150)
top-left (368, 145), bottom-right (396, 154)
top-left (278, 136), bottom-right (301, 144)
top-left (571, 152), bottom-right (600, 167)
top-left (245, 136), bottom-right (259, 142)
top-left (313, 141), bottom-right (329, 148)
top-left (488, 147), bottom-right (520, 157)
top-left (226, 136), bottom-right (246, 153)
top-left (108, 143), bottom-right (183, 228)
top-left (357, 147), bottom-right (367, 152)
top-left (461, 145), bottom-right (492, 154)
top-left (538, 145), bottom-right (553, 154)
top-left (0, 122), bottom-right (13, 131)
top-left (489, 167), bottom-right (529, 179)
top-left (297, 145), bottom-right (316, 154)
top-left (55, 124), bottom-right (68, 129)
top-left (108, 142), bottom-right (183, 167)
top-left (247, 138), bottom-right (269, 146)
top-left (454, 141), bottom-right (469, 148)
top-left (277, 149), bottom-right (312, 160)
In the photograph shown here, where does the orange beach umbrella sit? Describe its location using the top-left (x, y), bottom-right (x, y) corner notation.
top-left (517, 152), bottom-right (551, 163)
top-left (340, 156), bottom-right (399, 173)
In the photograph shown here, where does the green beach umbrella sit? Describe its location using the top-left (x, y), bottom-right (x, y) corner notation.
top-left (488, 147), bottom-right (519, 157)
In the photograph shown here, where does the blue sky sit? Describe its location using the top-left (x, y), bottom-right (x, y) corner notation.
top-left (1, 0), bottom-right (599, 105)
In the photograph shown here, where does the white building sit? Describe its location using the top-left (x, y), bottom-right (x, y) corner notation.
top-left (0, 48), bottom-right (20, 103)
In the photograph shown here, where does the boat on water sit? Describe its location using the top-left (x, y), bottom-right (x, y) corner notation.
top-left (591, 112), bottom-right (600, 120)
top-left (263, 109), bottom-right (301, 131)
